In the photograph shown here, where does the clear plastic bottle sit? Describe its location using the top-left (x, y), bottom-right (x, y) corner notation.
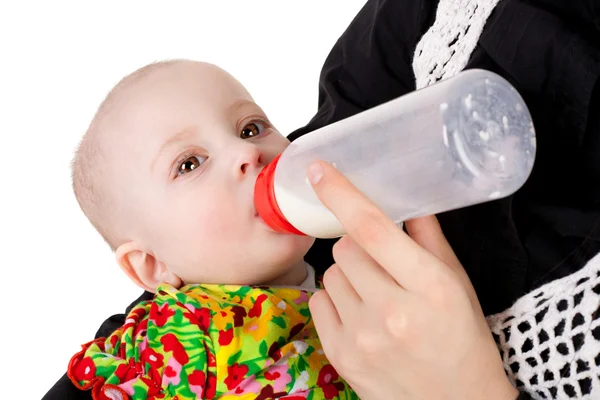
top-left (254, 69), bottom-right (536, 238)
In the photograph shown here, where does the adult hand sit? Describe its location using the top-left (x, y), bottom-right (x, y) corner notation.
top-left (306, 161), bottom-right (518, 400)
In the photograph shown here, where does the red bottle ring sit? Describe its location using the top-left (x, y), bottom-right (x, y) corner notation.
top-left (254, 154), bottom-right (306, 236)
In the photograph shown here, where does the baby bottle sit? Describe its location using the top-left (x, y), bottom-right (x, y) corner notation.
top-left (254, 69), bottom-right (536, 238)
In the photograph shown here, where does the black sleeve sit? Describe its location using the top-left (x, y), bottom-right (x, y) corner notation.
top-left (42, 291), bottom-right (153, 400)
top-left (533, 0), bottom-right (600, 39)
top-left (293, 0), bottom-right (600, 316)
top-left (289, 0), bottom-right (439, 276)
top-left (289, 0), bottom-right (437, 140)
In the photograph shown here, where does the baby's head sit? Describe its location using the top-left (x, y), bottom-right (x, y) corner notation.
top-left (72, 60), bottom-right (315, 292)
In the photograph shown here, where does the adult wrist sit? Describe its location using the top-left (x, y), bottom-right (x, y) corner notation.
top-left (480, 374), bottom-right (519, 400)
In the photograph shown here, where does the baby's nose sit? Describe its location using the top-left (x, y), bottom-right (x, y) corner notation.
top-left (237, 145), bottom-right (262, 176)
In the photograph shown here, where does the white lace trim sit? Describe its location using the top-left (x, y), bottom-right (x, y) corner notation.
top-left (412, 0), bottom-right (503, 89)
top-left (487, 253), bottom-right (600, 399)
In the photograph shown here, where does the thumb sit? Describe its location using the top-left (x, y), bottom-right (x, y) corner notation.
top-left (405, 216), bottom-right (482, 312)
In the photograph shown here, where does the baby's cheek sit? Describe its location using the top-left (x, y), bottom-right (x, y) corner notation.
top-left (155, 190), bottom-right (244, 264)
top-left (197, 204), bottom-right (241, 235)
top-left (172, 206), bottom-right (240, 256)
top-left (158, 211), bottom-right (231, 272)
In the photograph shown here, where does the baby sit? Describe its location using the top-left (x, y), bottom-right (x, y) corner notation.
top-left (67, 60), bottom-right (357, 399)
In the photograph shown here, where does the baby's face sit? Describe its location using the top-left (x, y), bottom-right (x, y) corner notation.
top-left (108, 63), bottom-right (315, 286)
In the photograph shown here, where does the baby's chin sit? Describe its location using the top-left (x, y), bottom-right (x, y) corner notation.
top-left (264, 231), bottom-right (315, 259)
top-left (246, 235), bottom-right (314, 273)
top-left (172, 236), bottom-right (312, 284)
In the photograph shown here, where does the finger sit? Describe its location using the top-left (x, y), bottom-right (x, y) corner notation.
top-left (405, 216), bottom-right (481, 312)
top-left (332, 235), bottom-right (404, 304)
top-left (307, 160), bottom-right (443, 292)
top-left (322, 263), bottom-right (363, 324)
top-left (308, 290), bottom-right (343, 353)
top-left (404, 216), bottom-right (461, 269)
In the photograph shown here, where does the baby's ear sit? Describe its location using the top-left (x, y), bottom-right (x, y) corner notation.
top-left (116, 242), bottom-right (182, 292)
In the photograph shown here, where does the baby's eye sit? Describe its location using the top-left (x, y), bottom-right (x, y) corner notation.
top-left (240, 122), bottom-right (265, 139)
top-left (178, 155), bottom-right (206, 175)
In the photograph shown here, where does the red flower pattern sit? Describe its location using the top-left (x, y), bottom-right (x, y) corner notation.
top-left (224, 363), bottom-right (249, 390)
top-left (141, 346), bottom-right (165, 369)
top-left (67, 284), bottom-right (357, 399)
top-left (218, 328), bottom-right (234, 346)
top-left (161, 333), bottom-right (189, 365)
top-left (114, 359), bottom-right (140, 383)
top-left (248, 294), bottom-right (268, 318)
top-left (205, 371), bottom-right (217, 398)
top-left (71, 356), bottom-right (96, 382)
top-left (317, 364), bottom-right (345, 399)
top-left (183, 305), bottom-right (211, 333)
top-left (150, 302), bottom-right (176, 327)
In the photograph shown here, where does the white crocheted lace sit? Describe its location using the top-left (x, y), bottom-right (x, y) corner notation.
top-left (412, 0), bottom-right (502, 89)
top-left (486, 253), bottom-right (600, 399)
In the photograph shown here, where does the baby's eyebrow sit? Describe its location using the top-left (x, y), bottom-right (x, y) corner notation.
top-left (152, 127), bottom-right (195, 171)
top-left (227, 98), bottom-right (265, 117)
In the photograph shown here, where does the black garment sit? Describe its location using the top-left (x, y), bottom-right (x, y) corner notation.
top-left (293, 0), bottom-right (600, 317)
top-left (43, 0), bottom-right (600, 398)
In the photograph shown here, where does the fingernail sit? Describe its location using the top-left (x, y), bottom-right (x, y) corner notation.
top-left (307, 163), bottom-right (323, 184)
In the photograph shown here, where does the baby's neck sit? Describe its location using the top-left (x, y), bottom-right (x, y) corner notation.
top-left (266, 259), bottom-right (311, 287)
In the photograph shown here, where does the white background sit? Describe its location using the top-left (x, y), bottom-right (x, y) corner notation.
top-left (0, 1), bottom-right (367, 397)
